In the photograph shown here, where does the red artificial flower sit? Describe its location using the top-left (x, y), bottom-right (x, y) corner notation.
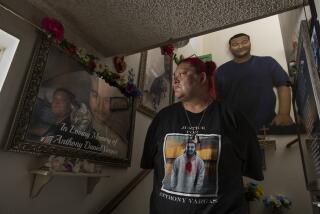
top-left (68, 43), bottom-right (76, 54)
top-left (41, 17), bottom-right (64, 42)
top-left (162, 44), bottom-right (174, 57)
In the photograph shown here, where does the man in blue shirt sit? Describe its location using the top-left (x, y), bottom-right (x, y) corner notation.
top-left (216, 33), bottom-right (293, 130)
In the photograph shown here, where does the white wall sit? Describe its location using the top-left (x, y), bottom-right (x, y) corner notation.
top-left (0, 28), bottom-right (19, 93)
top-left (278, 7), bottom-right (311, 63)
top-left (247, 135), bottom-right (311, 214)
top-left (176, 15), bottom-right (289, 69)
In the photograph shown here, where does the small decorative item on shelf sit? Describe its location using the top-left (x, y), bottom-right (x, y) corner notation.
top-left (244, 181), bottom-right (264, 202)
top-left (263, 194), bottom-right (292, 214)
top-left (42, 155), bottom-right (100, 174)
top-left (43, 155), bottom-right (67, 171)
top-left (72, 159), bottom-right (81, 173)
top-left (82, 159), bottom-right (96, 173)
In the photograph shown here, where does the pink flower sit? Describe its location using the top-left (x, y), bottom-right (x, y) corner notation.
top-left (41, 17), bottom-right (64, 42)
top-left (88, 60), bottom-right (96, 70)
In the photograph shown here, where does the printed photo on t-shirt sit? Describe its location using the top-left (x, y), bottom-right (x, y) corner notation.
top-left (161, 133), bottom-right (221, 197)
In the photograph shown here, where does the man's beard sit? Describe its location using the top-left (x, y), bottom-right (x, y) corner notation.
top-left (187, 152), bottom-right (196, 158)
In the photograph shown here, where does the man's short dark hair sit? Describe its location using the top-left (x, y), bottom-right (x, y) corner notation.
top-left (53, 88), bottom-right (75, 101)
top-left (229, 33), bottom-right (250, 45)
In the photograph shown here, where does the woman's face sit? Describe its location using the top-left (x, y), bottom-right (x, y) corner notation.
top-left (173, 63), bottom-right (202, 101)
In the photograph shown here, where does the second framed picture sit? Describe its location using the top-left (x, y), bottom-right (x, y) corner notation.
top-left (138, 48), bottom-right (174, 118)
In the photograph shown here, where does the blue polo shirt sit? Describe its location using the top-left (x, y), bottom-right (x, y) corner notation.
top-left (216, 56), bottom-right (290, 130)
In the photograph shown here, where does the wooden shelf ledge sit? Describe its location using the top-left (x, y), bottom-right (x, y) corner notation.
top-left (29, 169), bottom-right (110, 199)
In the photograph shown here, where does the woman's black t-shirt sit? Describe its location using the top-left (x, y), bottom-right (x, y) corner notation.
top-left (141, 101), bottom-right (263, 214)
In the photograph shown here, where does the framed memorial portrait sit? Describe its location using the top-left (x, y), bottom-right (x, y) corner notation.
top-left (137, 48), bottom-right (174, 118)
top-left (4, 34), bottom-right (136, 167)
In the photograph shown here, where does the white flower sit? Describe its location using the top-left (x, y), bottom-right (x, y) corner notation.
top-left (116, 76), bottom-right (128, 86)
top-left (83, 55), bottom-right (90, 63)
top-left (76, 47), bottom-right (87, 58)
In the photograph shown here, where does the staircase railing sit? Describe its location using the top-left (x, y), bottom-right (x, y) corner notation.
top-left (98, 169), bottom-right (152, 214)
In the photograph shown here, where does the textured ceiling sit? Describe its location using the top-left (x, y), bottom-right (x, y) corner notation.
top-left (23, 0), bottom-right (304, 56)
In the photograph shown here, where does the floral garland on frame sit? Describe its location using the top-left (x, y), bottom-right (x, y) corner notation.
top-left (161, 44), bottom-right (175, 57)
top-left (41, 17), bottom-right (140, 97)
top-left (161, 44), bottom-right (185, 65)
